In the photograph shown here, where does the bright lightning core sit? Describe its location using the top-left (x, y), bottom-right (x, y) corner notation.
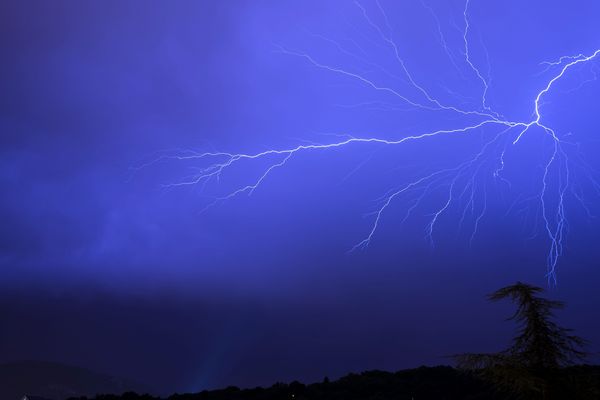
top-left (141, 1), bottom-right (600, 285)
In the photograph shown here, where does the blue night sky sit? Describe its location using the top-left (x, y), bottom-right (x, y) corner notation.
top-left (1, 0), bottom-right (600, 395)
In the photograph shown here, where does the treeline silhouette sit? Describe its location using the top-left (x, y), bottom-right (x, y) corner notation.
top-left (68, 283), bottom-right (600, 400)
top-left (67, 364), bottom-right (600, 400)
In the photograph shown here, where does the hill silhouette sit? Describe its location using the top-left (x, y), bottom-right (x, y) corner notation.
top-left (0, 361), bottom-right (148, 400)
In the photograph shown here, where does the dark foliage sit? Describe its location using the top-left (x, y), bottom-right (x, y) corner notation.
top-left (67, 366), bottom-right (496, 400)
top-left (65, 365), bottom-right (600, 400)
top-left (454, 282), bottom-right (590, 399)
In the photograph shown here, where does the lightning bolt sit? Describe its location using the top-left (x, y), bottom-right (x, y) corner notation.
top-left (142, 1), bottom-right (600, 285)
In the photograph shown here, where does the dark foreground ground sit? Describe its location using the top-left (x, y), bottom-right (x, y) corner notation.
top-left (67, 365), bottom-right (600, 400)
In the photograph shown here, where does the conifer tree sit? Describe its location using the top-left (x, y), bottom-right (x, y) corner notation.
top-left (455, 282), bottom-right (587, 399)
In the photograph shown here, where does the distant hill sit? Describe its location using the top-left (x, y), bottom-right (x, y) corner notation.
top-left (65, 365), bottom-right (600, 400)
top-left (0, 361), bottom-right (148, 400)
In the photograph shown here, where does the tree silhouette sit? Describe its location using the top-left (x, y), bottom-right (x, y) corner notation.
top-left (455, 282), bottom-right (588, 399)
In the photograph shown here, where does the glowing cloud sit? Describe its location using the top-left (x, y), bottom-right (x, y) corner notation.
top-left (142, 0), bottom-right (599, 284)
